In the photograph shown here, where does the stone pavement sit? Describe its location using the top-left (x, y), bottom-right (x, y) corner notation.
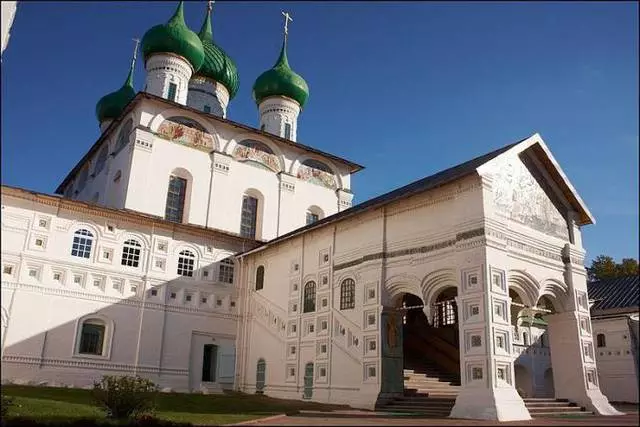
top-left (235, 409), bottom-right (639, 426)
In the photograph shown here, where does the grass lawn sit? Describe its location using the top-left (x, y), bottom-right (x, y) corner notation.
top-left (2, 385), bottom-right (349, 426)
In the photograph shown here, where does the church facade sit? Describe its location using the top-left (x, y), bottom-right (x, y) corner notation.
top-left (0, 1), bottom-right (624, 421)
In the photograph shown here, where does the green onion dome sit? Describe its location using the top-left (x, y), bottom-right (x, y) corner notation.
top-left (252, 38), bottom-right (309, 108)
top-left (141, 1), bottom-right (204, 72)
top-left (95, 67), bottom-right (136, 123)
top-left (195, 8), bottom-right (239, 99)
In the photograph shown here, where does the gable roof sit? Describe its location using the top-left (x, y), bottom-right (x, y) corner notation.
top-left (55, 92), bottom-right (364, 194)
top-left (478, 133), bottom-right (595, 226)
top-left (237, 137), bottom-right (523, 257)
top-left (588, 275), bottom-right (639, 315)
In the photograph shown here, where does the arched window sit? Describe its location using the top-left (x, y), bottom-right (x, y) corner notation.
top-left (219, 258), bottom-right (234, 284)
top-left (115, 118), bottom-right (133, 154)
top-left (240, 195), bottom-right (258, 238)
top-left (523, 331), bottom-right (529, 346)
top-left (165, 175), bottom-right (188, 223)
top-left (255, 266), bottom-right (265, 291)
top-left (256, 359), bottom-right (266, 394)
top-left (177, 250), bottom-right (195, 277)
top-left (94, 145), bottom-right (108, 176)
top-left (340, 278), bottom-right (355, 310)
top-left (596, 333), bottom-right (606, 348)
top-left (78, 318), bottom-right (107, 356)
top-left (284, 123), bottom-right (292, 140)
top-left (71, 229), bottom-right (94, 259)
top-left (303, 281), bottom-right (316, 313)
top-left (306, 206), bottom-right (324, 225)
top-left (121, 239), bottom-right (142, 268)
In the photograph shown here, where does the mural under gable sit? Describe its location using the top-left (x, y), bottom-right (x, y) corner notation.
top-left (297, 161), bottom-right (337, 190)
top-left (232, 140), bottom-right (281, 172)
top-left (491, 154), bottom-right (569, 240)
top-left (156, 117), bottom-right (215, 152)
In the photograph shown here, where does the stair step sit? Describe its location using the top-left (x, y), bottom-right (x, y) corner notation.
top-left (531, 411), bottom-right (590, 417)
top-left (525, 402), bottom-right (577, 407)
top-left (527, 406), bottom-right (581, 412)
top-left (523, 398), bottom-right (569, 402)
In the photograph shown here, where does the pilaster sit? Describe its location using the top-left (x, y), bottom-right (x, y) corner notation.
top-left (450, 245), bottom-right (530, 421)
top-left (337, 189), bottom-right (353, 212)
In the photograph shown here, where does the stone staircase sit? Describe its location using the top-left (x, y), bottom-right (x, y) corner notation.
top-left (523, 397), bottom-right (591, 418)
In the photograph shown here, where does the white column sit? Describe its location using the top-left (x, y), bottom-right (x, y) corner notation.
top-left (258, 97), bottom-right (300, 141)
top-left (450, 245), bottom-right (531, 421)
top-left (144, 53), bottom-right (193, 105)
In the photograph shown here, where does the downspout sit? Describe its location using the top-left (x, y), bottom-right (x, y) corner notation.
top-left (276, 173), bottom-right (282, 237)
top-left (134, 221), bottom-right (154, 376)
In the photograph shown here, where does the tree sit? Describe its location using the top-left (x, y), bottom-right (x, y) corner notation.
top-left (587, 255), bottom-right (639, 281)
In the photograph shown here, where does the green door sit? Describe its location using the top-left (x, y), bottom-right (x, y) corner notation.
top-left (303, 362), bottom-right (314, 399)
top-left (256, 359), bottom-right (266, 394)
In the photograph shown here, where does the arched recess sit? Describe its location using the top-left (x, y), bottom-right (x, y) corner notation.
top-left (225, 133), bottom-right (285, 170)
top-left (384, 273), bottom-right (422, 307)
top-left (290, 155), bottom-right (342, 189)
top-left (233, 139), bottom-right (283, 173)
top-left (149, 109), bottom-right (220, 152)
top-left (421, 269), bottom-right (458, 321)
top-left (537, 278), bottom-right (568, 313)
top-left (508, 270), bottom-right (540, 308)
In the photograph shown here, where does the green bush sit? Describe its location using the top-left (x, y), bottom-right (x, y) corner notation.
top-left (1, 394), bottom-right (13, 418)
top-left (92, 376), bottom-right (158, 420)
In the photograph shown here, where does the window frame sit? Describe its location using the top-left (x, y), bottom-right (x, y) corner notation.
top-left (74, 316), bottom-right (112, 359)
top-left (165, 175), bottom-right (188, 223)
top-left (71, 229), bottom-right (94, 259)
top-left (303, 281), bottom-right (317, 313)
top-left (121, 239), bottom-right (142, 268)
top-left (177, 249), bottom-right (196, 277)
top-left (218, 258), bottom-right (235, 284)
top-left (284, 122), bottom-right (292, 140)
top-left (339, 278), bottom-right (356, 310)
top-left (255, 265), bottom-right (265, 291)
top-left (596, 333), bottom-right (606, 348)
top-left (240, 195), bottom-right (258, 238)
top-left (167, 82), bottom-right (178, 102)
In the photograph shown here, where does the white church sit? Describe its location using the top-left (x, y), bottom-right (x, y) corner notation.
top-left (0, 1), bottom-right (627, 421)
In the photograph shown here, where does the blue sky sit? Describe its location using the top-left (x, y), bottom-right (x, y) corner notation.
top-left (1, 1), bottom-right (638, 263)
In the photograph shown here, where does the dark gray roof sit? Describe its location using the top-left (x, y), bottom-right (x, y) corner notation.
top-left (238, 138), bottom-right (523, 257)
top-left (588, 275), bottom-right (639, 313)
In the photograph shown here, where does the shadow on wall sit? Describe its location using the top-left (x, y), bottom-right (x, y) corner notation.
top-left (1, 260), bottom-right (239, 393)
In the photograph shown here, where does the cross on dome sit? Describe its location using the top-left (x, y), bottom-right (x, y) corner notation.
top-left (282, 11), bottom-right (293, 36)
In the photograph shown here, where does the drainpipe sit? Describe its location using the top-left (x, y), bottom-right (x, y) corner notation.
top-left (133, 222), bottom-right (154, 376)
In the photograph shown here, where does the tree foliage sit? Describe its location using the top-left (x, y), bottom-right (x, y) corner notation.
top-left (587, 255), bottom-right (639, 281)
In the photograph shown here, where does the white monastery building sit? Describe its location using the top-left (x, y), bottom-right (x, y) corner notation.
top-left (0, 1), bottom-right (631, 421)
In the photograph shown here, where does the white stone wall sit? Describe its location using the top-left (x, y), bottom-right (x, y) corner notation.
top-left (258, 97), bottom-right (301, 142)
top-left (0, 190), bottom-right (246, 391)
top-left (144, 54), bottom-right (193, 105)
top-left (592, 316), bottom-right (639, 403)
top-left (187, 76), bottom-right (230, 118)
top-left (64, 98), bottom-right (354, 240)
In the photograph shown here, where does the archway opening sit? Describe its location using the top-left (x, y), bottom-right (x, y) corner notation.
top-left (396, 288), bottom-right (460, 390)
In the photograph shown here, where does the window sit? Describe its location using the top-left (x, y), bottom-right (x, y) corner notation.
top-left (340, 279), bottom-right (355, 310)
top-left (596, 333), bottom-right (606, 348)
top-left (219, 258), bottom-right (234, 284)
top-left (167, 82), bottom-right (177, 102)
top-left (522, 331), bottom-right (529, 346)
top-left (284, 122), bottom-right (292, 139)
top-left (255, 265), bottom-right (265, 291)
top-left (306, 211), bottom-right (319, 225)
top-left (203, 105), bottom-right (211, 113)
top-left (256, 359), bottom-right (266, 393)
top-left (94, 145), bottom-right (108, 175)
top-left (303, 281), bottom-right (316, 313)
top-left (240, 195), bottom-right (258, 238)
top-left (177, 250), bottom-right (195, 277)
top-left (71, 229), bottom-right (94, 259)
top-left (165, 176), bottom-right (187, 223)
top-left (3, 265), bottom-right (12, 275)
top-left (121, 239), bottom-right (141, 268)
top-left (78, 319), bottom-right (106, 356)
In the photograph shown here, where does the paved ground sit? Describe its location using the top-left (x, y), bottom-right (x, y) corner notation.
top-left (237, 408), bottom-right (639, 426)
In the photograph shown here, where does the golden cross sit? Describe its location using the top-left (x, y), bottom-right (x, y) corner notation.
top-left (282, 11), bottom-right (293, 36)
